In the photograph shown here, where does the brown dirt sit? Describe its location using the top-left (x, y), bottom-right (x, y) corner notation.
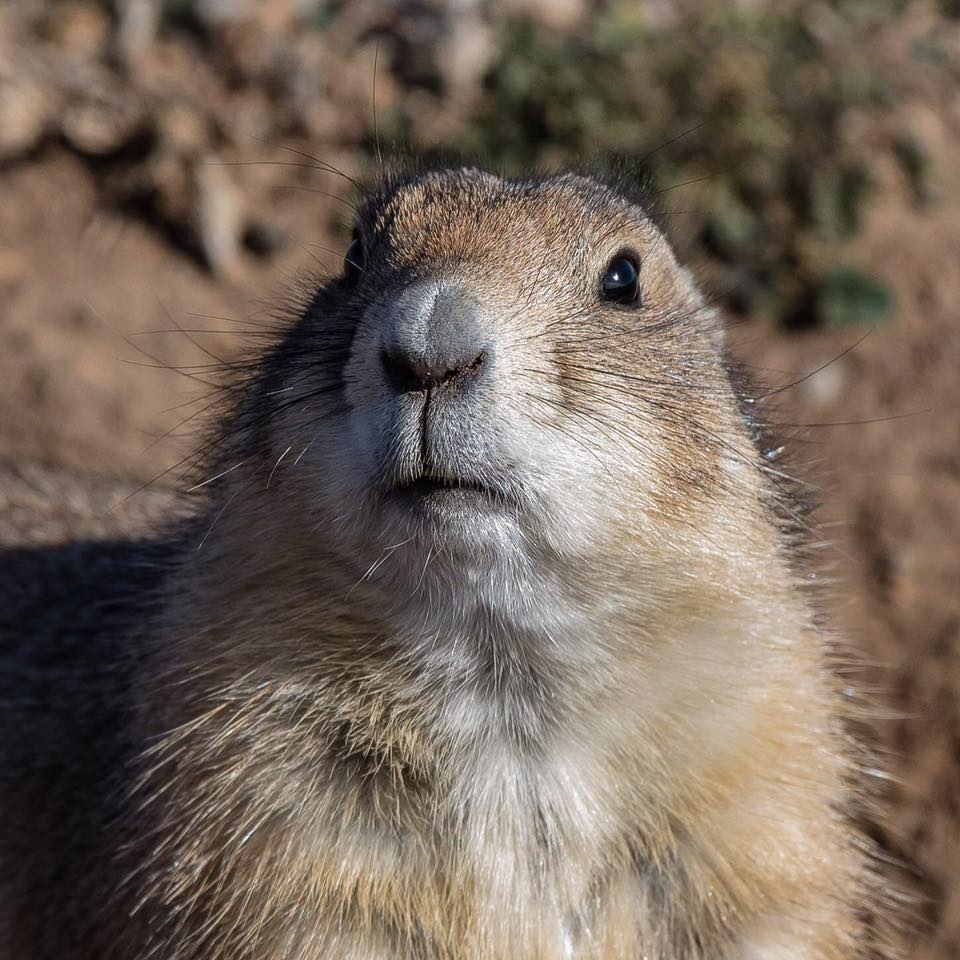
top-left (2, 6), bottom-right (960, 959)
top-left (0, 145), bottom-right (356, 483)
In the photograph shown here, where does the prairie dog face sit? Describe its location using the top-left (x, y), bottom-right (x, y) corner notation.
top-left (265, 168), bottom-right (738, 617)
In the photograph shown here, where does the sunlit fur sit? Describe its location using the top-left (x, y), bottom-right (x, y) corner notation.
top-left (0, 168), bottom-right (893, 959)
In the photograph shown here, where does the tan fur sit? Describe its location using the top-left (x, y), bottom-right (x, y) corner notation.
top-left (0, 168), bottom-right (889, 959)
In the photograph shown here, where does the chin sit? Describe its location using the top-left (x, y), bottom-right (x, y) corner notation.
top-left (377, 486), bottom-right (529, 563)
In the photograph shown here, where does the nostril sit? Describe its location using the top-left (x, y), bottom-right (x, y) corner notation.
top-left (381, 347), bottom-right (487, 394)
top-left (381, 349), bottom-right (425, 394)
top-left (466, 350), bottom-right (486, 374)
top-left (439, 350), bottom-right (485, 385)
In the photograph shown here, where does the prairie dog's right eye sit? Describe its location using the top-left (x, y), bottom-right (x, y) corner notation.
top-left (601, 255), bottom-right (640, 305)
top-left (344, 233), bottom-right (364, 284)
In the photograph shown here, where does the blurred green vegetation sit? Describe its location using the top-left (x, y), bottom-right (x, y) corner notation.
top-left (12, 0), bottom-right (952, 330)
top-left (382, 1), bottom-right (933, 329)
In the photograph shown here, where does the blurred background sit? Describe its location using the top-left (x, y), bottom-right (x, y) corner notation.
top-left (1, 0), bottom-right (958, 955)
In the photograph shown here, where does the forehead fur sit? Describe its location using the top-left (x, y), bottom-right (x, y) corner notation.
top-left (356, 168), bottom-right (662, 274)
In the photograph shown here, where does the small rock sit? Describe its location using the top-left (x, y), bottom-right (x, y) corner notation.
top-left (44, 0), bottom-right (111, 59)
top-left (438, 5), bottom-right (493, 106)
top-left (800, 356), bottom-right (850, 409)
top-left (499, 0), bottom-right (587, 31)
top-left (0, 77), bottom-right (52, 161)
top-left (61, 98), bottom-right (147, 156)
top-left (115, 0), bottom-right (162, 62)
top-left (59, 64), bottom-right (148, 157)
top-left (192, 158), bottom-right (244, 277)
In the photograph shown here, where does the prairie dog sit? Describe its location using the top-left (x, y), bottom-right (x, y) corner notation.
top-left (0, 168), bottom-right (887, 959)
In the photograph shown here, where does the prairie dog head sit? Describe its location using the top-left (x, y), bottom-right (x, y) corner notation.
top-left (239, 168), bottom-right (755, 629)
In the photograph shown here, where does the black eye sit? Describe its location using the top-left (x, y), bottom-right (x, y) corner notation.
top-left (344, 233), bottom-right (364, 284)
top-left (601, 256), bottom-right (640, 305)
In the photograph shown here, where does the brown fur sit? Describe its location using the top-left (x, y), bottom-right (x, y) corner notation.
top-left (0, 168), bottom-right (891, 958)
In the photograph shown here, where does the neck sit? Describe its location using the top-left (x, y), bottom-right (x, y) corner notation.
top-left (160, 483), bottom-right (806, 771)
top-left (134, 485), bottom-right (840, 959)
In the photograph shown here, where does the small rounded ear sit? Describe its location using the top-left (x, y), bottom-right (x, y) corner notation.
top-left (677, 265), bottom-right (726, 352)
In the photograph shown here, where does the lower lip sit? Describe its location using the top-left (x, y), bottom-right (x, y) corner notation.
top-left (389, 478), bottom-right (507, 511)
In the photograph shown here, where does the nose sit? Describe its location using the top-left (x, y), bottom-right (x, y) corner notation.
top-left (381, 346), bottom-right (486, 394)
top-left (380, 283), bottom-right (490, 395)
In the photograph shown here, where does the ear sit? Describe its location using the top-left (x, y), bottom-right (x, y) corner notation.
top-left (676, 265), bottom-right (726, 352)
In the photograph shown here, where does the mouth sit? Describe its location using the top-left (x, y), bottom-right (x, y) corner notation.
top-left (386, 473), bottom-right (517, 512)
top-left (394, 474), bottom-right (496, 500)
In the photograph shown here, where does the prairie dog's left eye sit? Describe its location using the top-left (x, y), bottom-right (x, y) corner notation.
top-left (344, 233), bottom-right (365, 285)
top-left (601, 256), bottom-right (640, 305)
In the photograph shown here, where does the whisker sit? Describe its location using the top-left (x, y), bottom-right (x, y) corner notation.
top-left (372, 38), bottom-right (383, 168)
top-left (188, 459), bottom-right (252, 493)
top-left (777, 410), bottom-right (933, 428)
top-left (266, 446), bottom-right (293, 489)
top-left (654, 175), bottom-right (714, 195)
top-left (269, 183), bottom-right (359, 214)
top-left (184, 311), bottom-right (283, 331)
top-left (197, 486), bottom-right (243, 551)
top-left (747, 330), bottom-right (875, 404)
top-left (273, 143), bottom-right (364, 193)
